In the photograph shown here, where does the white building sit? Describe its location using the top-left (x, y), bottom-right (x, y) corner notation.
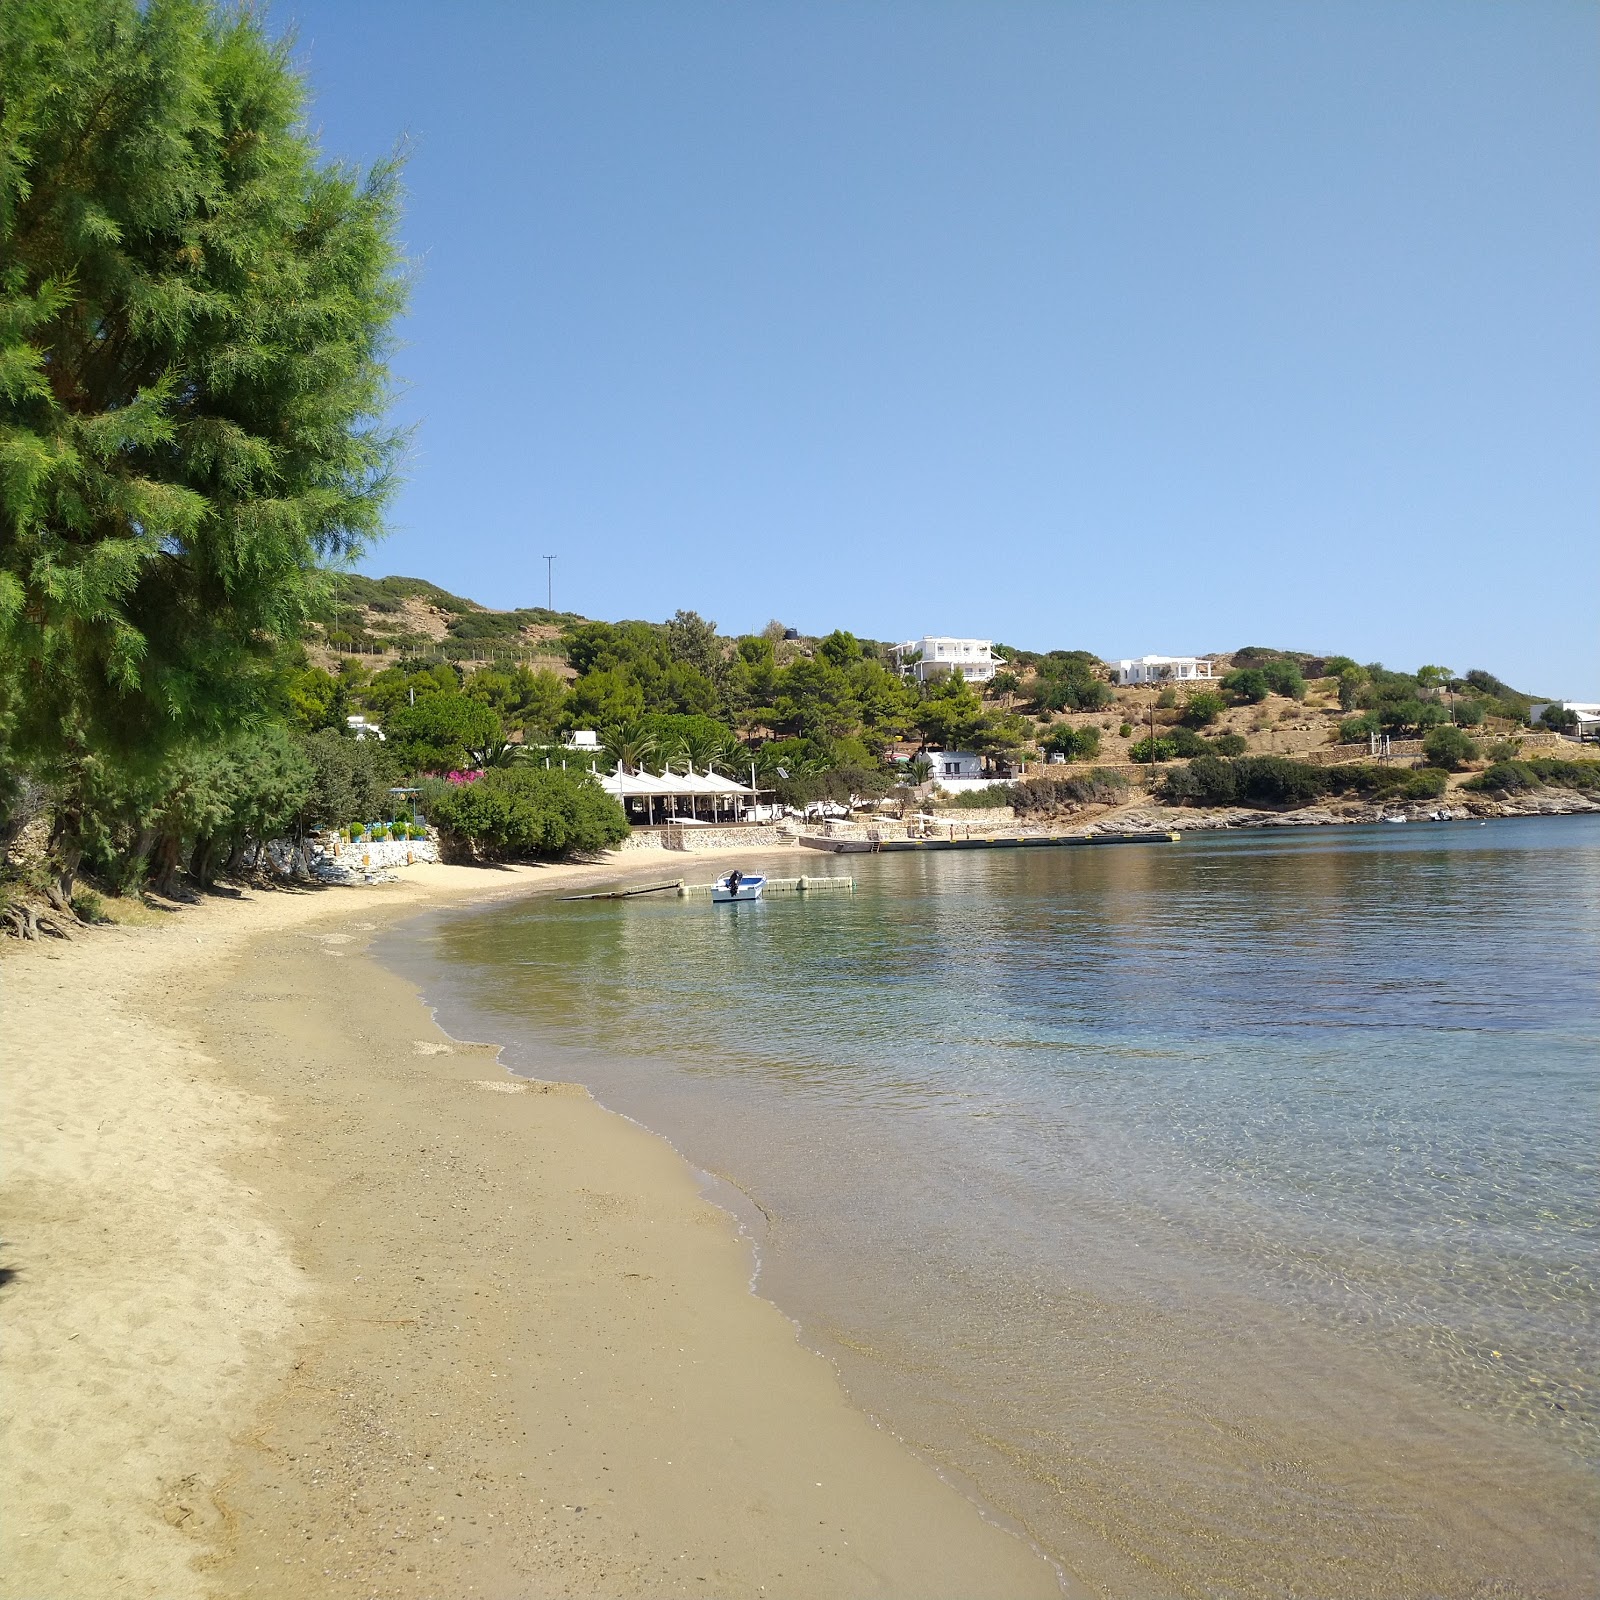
top-left (1111, 655), bottom-right (1215, 687)
top-left (919, 750), bottom-right (1002, 794)
top-left (563, 729), bottom-right (601, 750)
top-left (891, 637), bottom-right (1004, 684)
top-left (1527, 702), bottom-right (1600, 740)
top-left (346, 714), bottom-right (384, 741)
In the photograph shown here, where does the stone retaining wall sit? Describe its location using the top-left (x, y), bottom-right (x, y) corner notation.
top-left (623, 824), bottom-right (798, 853)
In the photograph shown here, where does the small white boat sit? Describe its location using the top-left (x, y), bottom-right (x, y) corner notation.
top-left (711, 872), bottom-right (765, 903)
top-left (1380, 814), bottom-right (1407, 824)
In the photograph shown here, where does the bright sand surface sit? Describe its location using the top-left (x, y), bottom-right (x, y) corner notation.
top-left (0, 855), bottom-right (1061, 1600)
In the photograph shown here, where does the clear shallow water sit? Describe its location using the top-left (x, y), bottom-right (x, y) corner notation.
top-left (382, 818), bottom-right (1600, 1598)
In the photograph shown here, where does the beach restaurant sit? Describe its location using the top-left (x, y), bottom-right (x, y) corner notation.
top-left (596, 763), bottom-right (761, 827)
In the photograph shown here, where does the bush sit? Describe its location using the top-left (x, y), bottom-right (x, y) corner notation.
top-left (1118, 723), bottom-right (1132, 738)
top-left (1261, 661), bottom-right (1307, 700)
top-left (941, 784), bottom-right (1017, 810)
top-left (1339, 714), bottom-right (1380, 744)
top-left (1222, 668), bottom-right (1271, 704)
top-left (1454, 700), bottom-right (1485, 728)
top-left (1210, 733), bottom-right (1248, 756)
top-left (1182, 691), bottom-right (1228, 728)
top-left (1232, 756), bottom-right (1327, 807)
top-left (70, 889), bottom-right (107, 924)
top-left (423, 767), bottom-right (629, 860)
top-left (1422, 726), bottom-right (1479, 771)
top-left (1156, 687), bottom-right (1178, 709)
top-left (1042, 725), bottom-right (1101, 762)
top-left (1466, 761), bottom-right (1539, 795)
top-left (1130, 726), bottom-right (1208, 763)
top-left (1159, 754), bottom-right (1237, 807)
top-left (1010, 770), bottom-right (1128, 814)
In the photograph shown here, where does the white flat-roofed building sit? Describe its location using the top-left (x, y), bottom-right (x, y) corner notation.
top-left (891, 636), bottom-right (1004, 684)
top-left (1112, 655), bottom-right (1215, 687)
top-left (1527, 702), bottom-right (1600, 740)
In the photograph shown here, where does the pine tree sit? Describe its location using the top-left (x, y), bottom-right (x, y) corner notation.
top-left (0, 0), bottom-right (405, 883)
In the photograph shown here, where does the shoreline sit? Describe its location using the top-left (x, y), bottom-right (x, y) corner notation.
top-left (0, 852), bottom-right (1060, 1600)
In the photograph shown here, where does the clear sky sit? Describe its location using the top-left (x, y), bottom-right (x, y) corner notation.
top-left (279, 1), bottom-right (1598, 696)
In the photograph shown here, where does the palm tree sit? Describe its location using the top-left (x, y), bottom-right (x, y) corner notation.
top-left (601, 721), bottom-right (660, 774)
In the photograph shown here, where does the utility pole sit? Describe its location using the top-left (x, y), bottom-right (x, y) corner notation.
top-left (543, 554), bottom-right (555, 612)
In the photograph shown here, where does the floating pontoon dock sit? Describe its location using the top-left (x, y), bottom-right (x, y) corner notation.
top-left (798, 830), bottom-right (1182, 854)
top-left (562, 875), bottom-right (856, 902)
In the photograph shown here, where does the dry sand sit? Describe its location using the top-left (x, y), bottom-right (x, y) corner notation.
top-left (1, 856), bottom-right (1060, 1599)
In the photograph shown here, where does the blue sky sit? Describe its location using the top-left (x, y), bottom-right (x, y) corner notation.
top-left (281, 1), bottom-right (1598, 696)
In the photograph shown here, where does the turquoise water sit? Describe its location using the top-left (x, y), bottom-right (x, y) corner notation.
top-left (383, 817), bottom-right (1600, 1598)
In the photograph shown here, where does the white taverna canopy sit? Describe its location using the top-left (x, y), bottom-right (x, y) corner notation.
top-left (597, 762), bottom-right (757, 825)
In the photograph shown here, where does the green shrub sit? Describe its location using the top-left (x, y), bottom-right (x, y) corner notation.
top-left (941, 784), bottom-right (1017, 810)
top-left (1182, 691), bottom-right (1227, 727)
top-left (1159, 754), bottom-right (1327, 808)
top-left (1159, 754), bottom-right (1237, 807)
top-left (1454, 700), bottom-right (1485, 727)
top-left (70, 889), bottom-right (107, 924)
top-left (1529, 758), bottom-right (1600, 792)
top-left (1209, 732), bottom-right (1248, 756)
top-left (1222, 668), bottom-right (1271, 704)
top-left (1339, 714), bottom-right (1380, 744)
top-left (1230, 756), bottom-right (1327, 807)
top-left (1128, 737), bottom-right (1177, 764)
top-left (1042, 725), bottom-right (1101, 762)
top-left (1465, 761), bottom-right (1539, 795)
top-left (1422, 726), bottom-right (1479, 771)
top-left (1010, 770), bottom-right (1128, 813)
top-left (1118, 722), bottom-right (1132, 738)
top-left (423, 767), bottom-right (629, 860)
top-left (1261, 660), bottom-right (1307, 700)
top-left (1130, 726), bottom-right (1208, 763)
top-left (1400, 767), bottom-right (1449, 799)
top-left (1156, 686), bottom-right (1178, 709)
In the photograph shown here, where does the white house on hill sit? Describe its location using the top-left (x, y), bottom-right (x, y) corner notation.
top-left (891, 636), bottom-right (1004, 684)
top-left (1112, 655), bottom-right (1215, 687)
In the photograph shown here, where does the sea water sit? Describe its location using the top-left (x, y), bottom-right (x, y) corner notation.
top-left (380, 817), bottom-right (1600, 1598)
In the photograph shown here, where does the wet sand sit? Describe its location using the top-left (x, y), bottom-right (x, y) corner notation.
top-left (0, 857), bottom-right (1059, 1599)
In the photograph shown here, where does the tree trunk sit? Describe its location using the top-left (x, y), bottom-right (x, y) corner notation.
top-left (147, 831), bottom-right (182, 897)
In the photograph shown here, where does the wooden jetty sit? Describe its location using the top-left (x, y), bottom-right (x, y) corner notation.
top-left (562, 875), bottom-right (855, 902)
top-left (798, 830), bottom-right (1182, 854)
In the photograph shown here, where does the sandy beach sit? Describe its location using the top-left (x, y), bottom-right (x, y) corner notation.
top-left (0, 853), bottom-right (1060, 1600)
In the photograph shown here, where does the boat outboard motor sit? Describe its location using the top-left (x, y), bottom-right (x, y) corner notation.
top-left (726, 870), bottom-right (742, 897)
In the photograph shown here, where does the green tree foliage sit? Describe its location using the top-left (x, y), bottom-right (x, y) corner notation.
top-left (1042, 725), bottom-right (1102, 762)
top-left (1, 0), bottom-right (404, 884)
top-left (1009, 769), bottom-right (1128, 813)
top-left (1335, 666), bottom-right (1366, 711)
top-left (1209, 732), bottom-right (1248, 756)
top-left (916, 671), bottom-right (986, 750)
top-left (465, 664), bottom-right (570, 738)
top-left (1161, 754), bottom-right (1326, 807)
top-left (1421, 725), bottom-right (1479, 771)
top-left (1260, 660), bottom-right (1307, 700)
top-left (1540, 704), bottom-right (1579, 732)
top-left (422, 767), bottom-right (627, 860)
top-left (1181, 690), bottom-right (1227, 727)
top-left (1030, 652), bottom-right (1111, 712)
top-left (298, 728), bottom-right (395, 831)
top-left (384, 693), bottom-right (500, 774)
top-left (1339, 713), bottom-right (1380, 743)
top-left (1221, 668), bottom-right (1271, 704)
top-left (1129, 726), bottom-right (1208, 763)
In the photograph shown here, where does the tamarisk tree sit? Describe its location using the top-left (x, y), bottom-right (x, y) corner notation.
top-left (0, 0), bottom-right (405, 889)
